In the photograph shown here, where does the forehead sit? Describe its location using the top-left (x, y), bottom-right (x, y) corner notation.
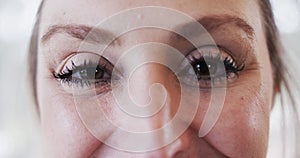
top-left (40, 0), bottom-right (261, 34)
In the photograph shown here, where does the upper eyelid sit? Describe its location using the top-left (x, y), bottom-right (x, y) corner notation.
top-left (55, 51), bottom-right (114, 74)
top-left (187, 45), bottom-right (233, 59)
top-left (45, 23), bottom-right (257, 72)
top-left (178, 45), bottom-right (237, 69)
top-left (48, 31), bottom-right (255, 76)
top-left (189, 44), bottom-right (250, 68)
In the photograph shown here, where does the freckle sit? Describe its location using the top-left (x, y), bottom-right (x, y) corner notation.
top-left (241, 96), bottom-right (245, 100)
top-left (63, 12), bottom-right (66, 16)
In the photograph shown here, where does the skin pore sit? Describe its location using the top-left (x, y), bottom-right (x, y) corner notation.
top-left (36, 0), bottom-right (274, 157)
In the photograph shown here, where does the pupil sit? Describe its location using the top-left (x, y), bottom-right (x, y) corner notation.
top-left (95, 67), bottom-right (104, 79)
top-left (193, 59), bottom-right (217, 76)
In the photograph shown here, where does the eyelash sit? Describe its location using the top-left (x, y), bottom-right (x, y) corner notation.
top-left (54, 60), bottom-right (111, 88)
top-left (189, 54), bottom-right (244, 78)
top-left (178, 46), bottom-right (245, 88)
top-left (223, 56), bottom-right (244, 75)
top-left (54, 47), bottom-right (244, 90)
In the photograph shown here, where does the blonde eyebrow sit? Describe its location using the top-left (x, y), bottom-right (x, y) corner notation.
top-left (173, 14), bottom-right (255, 40)
top-left (41, 24), bottom-right (119, 45)
top-left (201, 15), bottom-right (255, 38)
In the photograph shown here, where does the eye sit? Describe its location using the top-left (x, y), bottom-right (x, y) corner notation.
top-left (178, 46), bottom-right (244, 88)
top-left (55, 60), bottom-right (111, 85)
top-left (53, 52), bottom-right (120, 93)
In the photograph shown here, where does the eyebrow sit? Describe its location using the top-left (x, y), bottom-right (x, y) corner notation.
top-left (41, 24), bottom-right (118, 44)
top-left (173, 14), bottom-right (255, 40)
top-left (203, 15), bottom-right (254, 37)
top-left (41, 14), bottom-right (255, 44)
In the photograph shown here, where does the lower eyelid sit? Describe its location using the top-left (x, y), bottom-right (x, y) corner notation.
top-left (58, 79), bottom-right (112, 94)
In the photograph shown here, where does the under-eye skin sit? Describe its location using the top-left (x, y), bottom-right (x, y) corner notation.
top-left (53, 52), bottom-right (118, 94)
top-left (178, 45), bottom-right (244, 89)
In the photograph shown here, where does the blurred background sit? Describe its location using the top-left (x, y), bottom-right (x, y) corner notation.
top-left (0, 0), bottom-right (299, 157)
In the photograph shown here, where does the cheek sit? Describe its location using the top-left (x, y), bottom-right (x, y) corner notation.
top-left (202, 70), bottom-right (272, 157)
top-left (38, 79), bottom-right (101, 158)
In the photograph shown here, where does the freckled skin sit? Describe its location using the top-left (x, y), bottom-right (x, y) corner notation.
top-left (37, 0), bottom-right (274, 157)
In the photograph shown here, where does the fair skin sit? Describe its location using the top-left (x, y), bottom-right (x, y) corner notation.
top-left (37, 0), bottom-right (274, 157)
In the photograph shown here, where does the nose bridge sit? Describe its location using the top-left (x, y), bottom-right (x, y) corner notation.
top-left (128, 62), bottom-right (168, 103)
top-left (128, 62), bottom-right (177, 126)
top-left (127, 62), bottom-right (192, 157)
top-left (116, 43), bottom-right (195, 157)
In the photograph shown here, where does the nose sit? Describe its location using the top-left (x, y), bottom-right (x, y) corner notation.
top-left (136, 131), bottom-right (192, 158)
top-left (148, 131), bottom-right (192, 158)
top-left (127, 61), bottom-right (179, 127)
top-left (126, 62), bottom-right (191, 158)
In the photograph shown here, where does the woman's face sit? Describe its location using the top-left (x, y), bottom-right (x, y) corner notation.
top-left (37, 0), bottom-right (274, 157)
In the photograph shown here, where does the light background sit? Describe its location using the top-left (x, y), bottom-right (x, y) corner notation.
top-left (0, 0), bottom-right (299, 157)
